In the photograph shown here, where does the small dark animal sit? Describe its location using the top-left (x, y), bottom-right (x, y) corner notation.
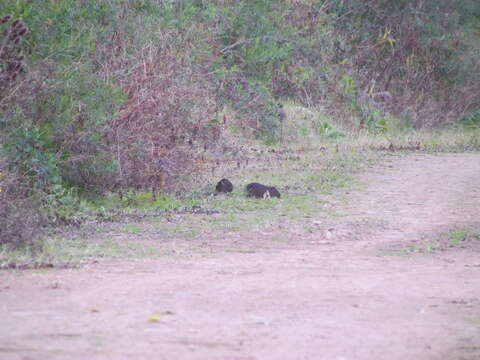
top-left (245, 182), bottom-right (281, 198)
top-left (216, 178), bottom-right (233, 193)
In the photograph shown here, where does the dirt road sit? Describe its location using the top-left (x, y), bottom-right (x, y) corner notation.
top-left (1, 153), bottom-right (480, 360)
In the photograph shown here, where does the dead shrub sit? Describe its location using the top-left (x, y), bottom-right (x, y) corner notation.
top-left (0, 15), bottom-right (28, 98)
top-left (108, 47), bottom-right (222, 194)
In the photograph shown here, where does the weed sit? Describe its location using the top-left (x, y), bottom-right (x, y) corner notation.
top-left (380, 227), bottom-right (480, 256)
top-left (122, 224), bottom-right (143, 234)
top-left (446, 228), bottom-right (480, 246)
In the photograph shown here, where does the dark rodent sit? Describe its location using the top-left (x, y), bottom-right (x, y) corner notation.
top-left (245, 182), bottom-right (281, 198)
top-left (216, 178), bottom-right (233, 193)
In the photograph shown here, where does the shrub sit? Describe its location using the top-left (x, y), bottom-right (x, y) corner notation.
top-left (108, 48), bottom-right (222, 193)
top-left (324, 0), bottom-right (480, 128)
top-left (0, 161), bottom-right (46, 247)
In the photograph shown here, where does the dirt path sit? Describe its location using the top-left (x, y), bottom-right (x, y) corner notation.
top-left (1, 153), bottom-right (480, 360)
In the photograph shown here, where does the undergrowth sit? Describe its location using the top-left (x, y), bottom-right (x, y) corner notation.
top-left (3, 122), bottom-right (480, 268)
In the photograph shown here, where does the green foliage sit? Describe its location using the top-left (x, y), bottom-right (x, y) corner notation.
top-left (1, 117), bottom-right (60, 187)
top-left (364, 111), bottom-right (388, 135)
top-left (0, 1), bottom-right (128, 247)
top-left (0, 2), bottom-right (124, 192)
top-left (324, 0), bottom-right (480, 127)
top-left (460, 109), bottom-right (480, 128)
top-left (220, 1), bottom-right (292, 80)
top-left (340, 74), bottom-right (357, 99)
top-left (317, 121), bottom-right (345, 139)
top-left (210, 1), bottom-right (339, 141)
top-left (0, 1), bottom-right (110, 61)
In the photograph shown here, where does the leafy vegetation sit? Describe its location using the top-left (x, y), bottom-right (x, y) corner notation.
top-left (1, 0), bottom-right (479, 250)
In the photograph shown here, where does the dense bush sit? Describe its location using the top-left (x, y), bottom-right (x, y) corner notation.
top-left (211, 1), bottom-right (339, 138)
top-left (324, 0), bottom-right (480, 128)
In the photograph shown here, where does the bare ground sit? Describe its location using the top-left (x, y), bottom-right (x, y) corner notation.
top-left (1, 153), bottom-right (480, 360)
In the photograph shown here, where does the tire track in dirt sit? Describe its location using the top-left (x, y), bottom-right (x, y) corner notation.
top-left (1, 153), bottom-right (479, 360)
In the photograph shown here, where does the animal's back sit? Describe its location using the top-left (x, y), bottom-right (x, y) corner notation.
top-left (246, 182), bottom-right (281, 198)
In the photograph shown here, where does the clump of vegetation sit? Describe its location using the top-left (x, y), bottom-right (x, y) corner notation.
top-left (382, 227), bottom-right (480, 256)
top-left (0, 15), bottom-right (44, 247)
top-left (326, 0), bottom-right (480, 129)
top-left (0, 15), bottom-right (27, 88)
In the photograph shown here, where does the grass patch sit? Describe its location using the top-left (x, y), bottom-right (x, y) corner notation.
top-left (380, 227), bottom-right (480, 256)
top-left (83, 191), bottom-right (197, 213)
top-left (2, 140), bottom-right (376, 266)
top-left (121, 224), bottom-right (144, 234)
top-left (2, 120), bottom-right (480, 267)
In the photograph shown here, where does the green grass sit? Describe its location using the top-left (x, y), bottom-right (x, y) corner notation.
top-left (84, 191), bottom-right (196, 212)
top-left (380, 227), bottom-right (480, 256)
top-left (445, 228), bottom-right (480, 246)
top-left (121, 224), bottom-right (143, 234)
top-left (2, 121), bottom-right (480, 267)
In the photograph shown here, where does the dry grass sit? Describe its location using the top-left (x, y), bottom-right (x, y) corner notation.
top-left (2, 93), bottom-right (479, 267)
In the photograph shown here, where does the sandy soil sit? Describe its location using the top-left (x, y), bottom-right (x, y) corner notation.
top-left (1, 153), bottom-right (480, 360)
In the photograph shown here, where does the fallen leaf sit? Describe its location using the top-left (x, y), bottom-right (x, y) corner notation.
top-left (148, 313), bottom-right (162, 322)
